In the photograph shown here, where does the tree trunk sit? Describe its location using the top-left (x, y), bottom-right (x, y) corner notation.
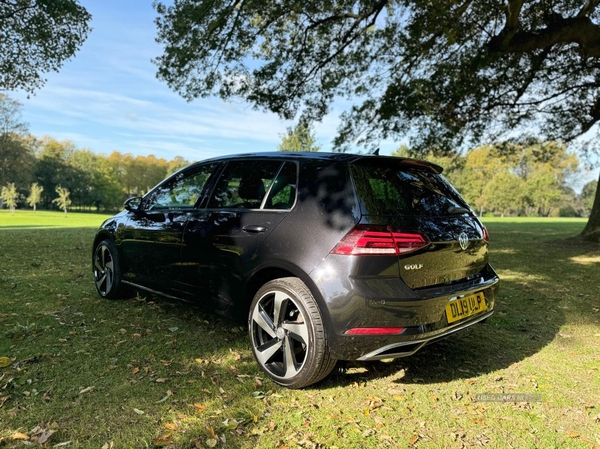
top-left (580, 171), bottom-right (600, 242)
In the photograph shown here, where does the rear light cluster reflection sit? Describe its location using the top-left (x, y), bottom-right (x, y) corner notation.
top-left (345, 327), bottom-right (405, 335)
top-left (331, 225), bottom-right (429, 256)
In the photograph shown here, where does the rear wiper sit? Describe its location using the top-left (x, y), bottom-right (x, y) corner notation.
top-left (447, 206), bottom-right (470, 215)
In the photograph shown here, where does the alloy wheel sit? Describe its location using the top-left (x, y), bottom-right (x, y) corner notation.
top-left (250, 290), bottom-right (310, 379)
top-left (93, 244), bottom-right (114, 296)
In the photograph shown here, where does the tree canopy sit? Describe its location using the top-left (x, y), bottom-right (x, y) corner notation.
top-left (0, 0), bottom-right (91, 93)
top-left (153, 0), bottom-right (600, 152)
top-left (278, 123), bottom-right (321, 152)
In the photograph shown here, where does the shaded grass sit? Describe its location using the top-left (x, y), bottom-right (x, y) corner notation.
top-left (0, 218), bottom-right (599, 448)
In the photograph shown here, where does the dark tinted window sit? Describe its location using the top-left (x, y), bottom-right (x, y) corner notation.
top-left (145, 163), bottom-right (218, 210)
top-left (208, 160), bottom-right (283, 209)
top-left (350, 159), bottom-right (468, 216)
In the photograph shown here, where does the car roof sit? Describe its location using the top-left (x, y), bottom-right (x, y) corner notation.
top-left (188, 152), bottom-right (443, 173)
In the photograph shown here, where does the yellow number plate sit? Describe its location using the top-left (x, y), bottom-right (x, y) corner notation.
top-left (446, 292), bottom-right (487, 323)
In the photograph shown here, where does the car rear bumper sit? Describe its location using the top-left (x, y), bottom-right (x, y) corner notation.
top-left (310, 258), bottom-right (499, 360)
top-left (354, 309), bottom-right (493, 361)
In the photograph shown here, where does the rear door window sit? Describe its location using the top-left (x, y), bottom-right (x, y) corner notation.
top-left (350, 159), bottom-right (468, 216)
top-left (207, 160), bottom-right (284, 209)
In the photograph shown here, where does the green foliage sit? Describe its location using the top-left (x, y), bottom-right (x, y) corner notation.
top-left (26, 182), bottom-right (44, 212)
top-left (392, 141), bottom-right (582, 217)
top-left (153, 1), bottom-right (600, 153)
top-left (483, 171), bottom-right (526, 217)
top-left (0, 182), bottom-right (19, 212)
top-left (0, 94), bottom-right (36, 189)
top-left (581, 180), bottom-right (598, 211)
top-left (0, 0), bottom-right (91, 93)
top-left (277, 123), bottom-right (320, 152)
top-left (52, 185), bottom-right (72, 215)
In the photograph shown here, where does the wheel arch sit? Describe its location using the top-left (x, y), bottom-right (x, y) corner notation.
top-left (92, 230), bottom-right (114, 257)
top-left (238, 261), bottom-right (330, 326)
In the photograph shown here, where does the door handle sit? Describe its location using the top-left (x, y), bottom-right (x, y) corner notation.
top-left (242, 225), bottom-right (267, 233)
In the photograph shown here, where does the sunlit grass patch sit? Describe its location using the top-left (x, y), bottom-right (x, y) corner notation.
top-left (0, 210), bottom-right (111, 228)
top-left (568, 253), bottom-right (600, 265)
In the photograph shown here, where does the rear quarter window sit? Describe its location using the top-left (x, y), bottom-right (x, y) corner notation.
top-left (350, 159), bottom-right (468, 217)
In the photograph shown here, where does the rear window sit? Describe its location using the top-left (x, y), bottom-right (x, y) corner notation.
top-left (350, 159), bottom-right (468, 216)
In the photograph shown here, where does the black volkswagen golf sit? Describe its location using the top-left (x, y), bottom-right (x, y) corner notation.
top-left (92, 152), bottom-right (499, 388)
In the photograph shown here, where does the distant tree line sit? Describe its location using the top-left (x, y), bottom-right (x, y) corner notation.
top-left (393, 141), bottom-right (597, 218)
top-left (0, 135), bottom-right (190, 213)
top-left (0, 94), bottom-right (190, 213)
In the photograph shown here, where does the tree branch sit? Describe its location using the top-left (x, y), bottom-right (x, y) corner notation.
top-left (489, 14), bottom-right (600, 58)
top-left (578, 0), bottom-right (600, 17)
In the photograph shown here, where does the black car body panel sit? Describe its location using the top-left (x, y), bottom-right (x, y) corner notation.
top-left (93, 151), bottom-right (499, 375)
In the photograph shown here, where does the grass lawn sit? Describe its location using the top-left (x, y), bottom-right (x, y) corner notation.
top-left (0, 215), bottom-right (599, 448)
top-left (0, 210), bottom-right (113, 229)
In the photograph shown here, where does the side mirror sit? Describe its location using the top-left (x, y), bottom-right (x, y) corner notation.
top-left (124, 196), bottom-right (142, 212)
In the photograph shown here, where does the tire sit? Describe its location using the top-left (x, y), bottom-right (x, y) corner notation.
top-left (92, 239), bottom-right (128, 300)
top-left (248, 277), bottom-right (337, 388)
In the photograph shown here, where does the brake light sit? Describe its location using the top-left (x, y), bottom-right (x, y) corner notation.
top-left (482, 226), bottom-right (489, 243)
top-left (345, 327), bottom-right (405, 335)
top-left (331, 225), bottom-right (429, 256)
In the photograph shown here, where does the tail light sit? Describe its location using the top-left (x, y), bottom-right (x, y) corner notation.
top-left (331, 225), bottom-right (429, 256)
top-left (482, 226), bottom-right (489, 243)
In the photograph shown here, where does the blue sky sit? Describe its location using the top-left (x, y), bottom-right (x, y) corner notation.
top-left (10, 0), bottom-right (397, 163)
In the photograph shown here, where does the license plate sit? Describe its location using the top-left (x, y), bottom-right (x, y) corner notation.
top-left (445, 292), bottom-right (487, 323)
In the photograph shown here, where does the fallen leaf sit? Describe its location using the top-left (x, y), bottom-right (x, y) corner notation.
top-left (567, 431), bottom-right (580, 438)
top-left (452, 391), bottom-right (463, 401)
top-left (130, 367), bottom-right (140, 375)
top-left (193, 403), bottom-right (207, 412)
top-left (164, 423), bottom-right (178, 431)
top-left (0, 357), bottom-right (11, 368)
top-left (206, 426), bottom-right (217, 439)
top-left (222, 419), bottom-right (238, 430)
top-left (11, 432), bottom-right (29, 440)
top-left (408, 435), bottom-right (419, 446)
top-left (79, 386), bottom-right (94, 394)
top-left (156, 378), bottom-right (168, 383)
top-left (205, 438), bottom-right (218, 448)
top-left (53, 441), bottom-right (72, 447)
top-left (133, 408), bottom-right (145, 415)
top-left (152, 438), bottom-right (174, 446)
top-left (470, 418), bottom-right (486, 426)
top-left (156, 390), bottom-right (174, 403)
top-left (38, 430), bottom-right (56, 444)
